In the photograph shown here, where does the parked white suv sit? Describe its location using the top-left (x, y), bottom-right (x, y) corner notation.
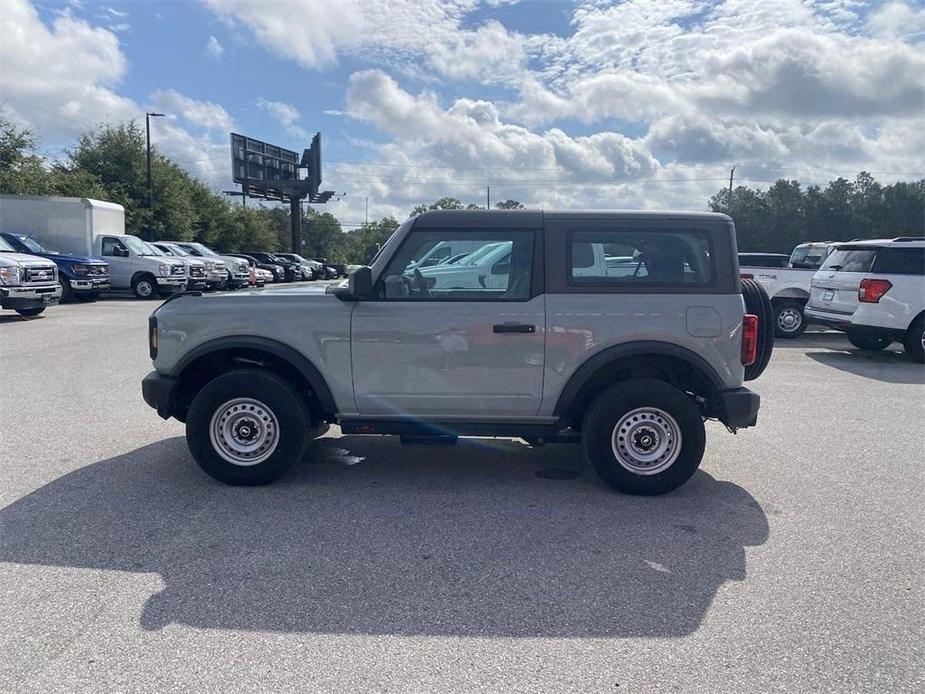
top-left (805, 238), bottom-right (925, 362)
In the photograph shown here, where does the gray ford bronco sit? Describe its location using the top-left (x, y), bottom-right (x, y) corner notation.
top-left (143, 210), bottom-right (772, 495)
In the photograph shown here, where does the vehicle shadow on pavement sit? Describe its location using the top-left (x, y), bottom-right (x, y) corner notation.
top-left (0, 435), bottom-right (768, 638)
top-left (805, 350), bottom-right (924, 384)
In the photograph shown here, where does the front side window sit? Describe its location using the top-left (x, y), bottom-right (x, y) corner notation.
top-left (568, 229), bottom-right (713, 286)
top-left (101, 237), bottom-right (127, 256)
top-left (378, 230), bottom-right (534, 301)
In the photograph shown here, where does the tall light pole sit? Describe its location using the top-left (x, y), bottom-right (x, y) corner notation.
top-left (146, 112), bottom-right (165, 209)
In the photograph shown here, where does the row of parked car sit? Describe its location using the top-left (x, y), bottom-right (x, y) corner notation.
top-left (739, 237), bottom-right (925, 361)
top-left (0, 231), bottom-right (347, 317)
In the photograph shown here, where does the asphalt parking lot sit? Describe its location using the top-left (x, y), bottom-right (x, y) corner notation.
top-left (1, 297), bottom-right (923, 693)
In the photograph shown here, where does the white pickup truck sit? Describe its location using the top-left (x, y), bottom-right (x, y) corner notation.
top-left (739, 242), bottom-right (836, 337)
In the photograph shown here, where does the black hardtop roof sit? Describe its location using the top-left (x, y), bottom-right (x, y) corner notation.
top-left (412, 209), bottom-right (732, 228)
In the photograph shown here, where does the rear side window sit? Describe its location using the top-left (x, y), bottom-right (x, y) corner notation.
top-left (872, 248), bottom-right (925, 275)
top-left (790, 246), bottom-right (830, 269)
top-left (822, 248), bottom-right (877, 272)
top-left (568, 229), bottom-right (713, 286)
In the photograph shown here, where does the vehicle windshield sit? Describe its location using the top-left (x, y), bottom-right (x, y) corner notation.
top-left (182, 242), bottom-right (218, 257)
top-left (821, 247), bottom-right (877, 272)
top-left (0, 236), bottom-right (16, 252)
top-left (14, 235), bottom-right (48, 254)
top-left (123, 235), bottom-right (158, 256)
top-left (459, 242), bottom-right (507, 266)
top-left (145, 243), bottom-right (166, 256)
top-left (165, 244), bottom-right (190, 257)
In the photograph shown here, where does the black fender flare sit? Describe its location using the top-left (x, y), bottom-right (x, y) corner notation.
top-left (171, 335), bottom-right (337, 414)
top-left (553, 341), bottom-right (727, 419)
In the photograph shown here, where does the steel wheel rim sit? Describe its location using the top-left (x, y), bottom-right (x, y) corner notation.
top-left (611, 407), bottom-right (682, 475)
top-left (777, 307), bottom-right (802, 332)
top-left (209, 397), bottom-right (280, 466)
top-left (137, 281), bottom-right (153, 297)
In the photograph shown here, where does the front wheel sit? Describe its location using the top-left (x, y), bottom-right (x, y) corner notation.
top-left (583, 379), bottom-right (706, 496)
top-left (132, 275), bottom-right (158, 299)
top-left (60, 276), bottom-right (73, 302)
top-left (847, 330), bottom-right (892, 351)
top-left (773, 301), bottom-right (806, 338)
top-left (186, 369), bottom-right (311, 485)
top-left (15, 307), bottom-right (46, 317)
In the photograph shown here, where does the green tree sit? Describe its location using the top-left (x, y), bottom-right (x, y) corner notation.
top-left (495, 199), bottom-right (525, 209)
top-left (410, 196), bottom-right (465, 217)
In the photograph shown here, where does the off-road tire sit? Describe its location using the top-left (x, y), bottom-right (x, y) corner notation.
top-left (186, 368), bottom-right (311, 485)
top-left (583, 379), bottom-right (706, 496)
top-left (847, 330), bottom-right (892, 352)
top-left (902, 315), bottom-right (925, 363)
top-left (772, 300), bottom-right (807, 338)
top-left (132, 274), bottom-right (158, 299)
top-left (741, 278), bottom-right (774, 380)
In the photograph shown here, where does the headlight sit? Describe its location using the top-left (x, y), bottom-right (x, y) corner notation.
top-left (204, 260), bottom-right (215, 270)
top-left (0, 266), bottom-right (21, 285)
top-left (73, 264), bottom-right (89, 275)
top-left (214, 260), bottom-right (226, 269)
top-left (158, 264), bottom-right (170, 277)
top-left (239, 262), bottom-right (248, 272)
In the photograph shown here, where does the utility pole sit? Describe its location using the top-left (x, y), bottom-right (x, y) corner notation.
top-left (145, 112), bottom-right (165, 209)
top-left (728, 166), bottom-right (736, 213)
top-left (487, 186), bottom-right (491, 209)
top-left (365, 196), bottom-right (369, 226)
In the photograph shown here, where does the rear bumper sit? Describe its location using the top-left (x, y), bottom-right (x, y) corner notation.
top-left (142, 370), bottom-right (177, 419)
top-left (805, 306), bottom-right (851, 331)
top-left (717, 387), bottom-right (760, 429)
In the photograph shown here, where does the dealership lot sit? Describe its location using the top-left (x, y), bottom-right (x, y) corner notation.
top-left (1, 299), bottom-right (923, 692)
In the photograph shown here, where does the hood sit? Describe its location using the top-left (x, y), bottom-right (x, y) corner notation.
top-left (31, 251), bottom-right (107, 265)
top-left (0, 251), bottom-right (58, 267)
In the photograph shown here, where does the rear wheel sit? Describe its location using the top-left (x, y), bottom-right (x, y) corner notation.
top-left (132, 274), bottom-right (158, 299)
top-left (847, 330), bottom-right (892, 351)
top-left (583, 379), bottom-right (705, 496)
top-left (902, 315), bottom-right (924, 363)
top-left (773, 300), bottom-right (806, 338)
top-left (186, 369), bottom-right (311, 485)
top-left (741, 278), bottom-right (774, 380)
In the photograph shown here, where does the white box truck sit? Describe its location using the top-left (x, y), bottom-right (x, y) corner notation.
top-left (0, 195), bottom-right (187, 299)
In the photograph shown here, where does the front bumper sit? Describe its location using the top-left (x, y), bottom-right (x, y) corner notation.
top-left (717, 387), bottom-right (760, 429)
top-left (71, 277), bottom-right (111, 292)
top-left (1, 283), bottom-right (62, 309)
top-left (142, 370), bottom-right (177, 419)
top-left (229, 273), bottom-right (250, 288)
top-left (159, 277), bottom-right (187, 288)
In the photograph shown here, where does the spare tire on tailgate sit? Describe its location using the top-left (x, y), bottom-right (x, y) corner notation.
top-left (741, 278), bottom-right (774, 381)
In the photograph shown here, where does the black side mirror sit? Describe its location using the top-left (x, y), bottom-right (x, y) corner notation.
top-left (334, 266), bottom-right (374, 301)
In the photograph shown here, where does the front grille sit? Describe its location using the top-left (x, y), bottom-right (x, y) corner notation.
top-left (190, 265), bottom-right (206, 278)
top-left (24, 266), bottom-right (56, 284)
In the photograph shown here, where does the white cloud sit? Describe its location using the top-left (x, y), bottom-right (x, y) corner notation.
top-left (865, 1), bottom-right (925, 39)
top-left (151, 89), bottom-right (236, 132)
top-left (257, 98), bottom-right (308, 138)
top-left (204, 35), bottom-right (224, 59)
top-left (107, 7), bottom-right (127, 18)
top-left (107, 22), bottom-right (130, 33)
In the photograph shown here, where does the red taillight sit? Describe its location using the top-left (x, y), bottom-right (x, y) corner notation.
top-left (858, 278), bottom-right (892, 303)
top-left (741, 314), bottom-right (758, 366)
top-left (740, 273), bottom-right (754, 280)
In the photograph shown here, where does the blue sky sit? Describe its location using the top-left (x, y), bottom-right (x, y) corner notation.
top-left (3, 0), bottom-right (924, 222)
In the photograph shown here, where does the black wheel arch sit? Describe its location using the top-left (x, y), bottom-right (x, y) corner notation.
top-left (168, 336), bottom-right (337, 423)
top-left (553, 341), bottom-right (727, 428)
